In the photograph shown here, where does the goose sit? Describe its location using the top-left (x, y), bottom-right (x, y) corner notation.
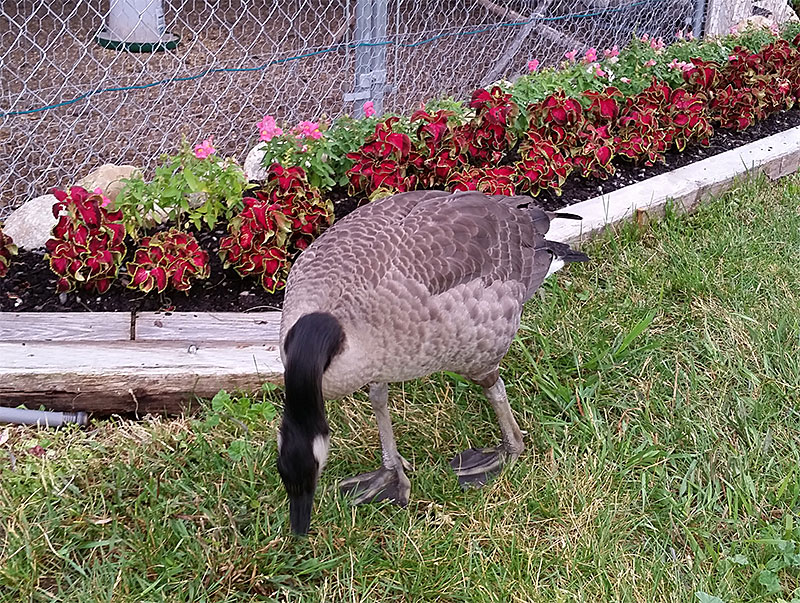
top-left (277, 189), bottom-right (588, 535)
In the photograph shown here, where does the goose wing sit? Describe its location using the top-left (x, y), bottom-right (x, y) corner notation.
top-left (289, 191), bottom-right (557, 304)
top-left (387, 191), bottom-right (555, 299)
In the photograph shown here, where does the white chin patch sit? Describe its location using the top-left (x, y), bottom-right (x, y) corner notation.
top-left (545, 257), bottom-right (565, 279)
top-left (277, 430), bottom-right (283, 453)
top-left (312, 433), bottom-right (330, 476)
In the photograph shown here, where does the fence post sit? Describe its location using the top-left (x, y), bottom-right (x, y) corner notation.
top-left (692, 0), bottom-right (706, 36)
top-left (344, 0), bottom-right (388, 117)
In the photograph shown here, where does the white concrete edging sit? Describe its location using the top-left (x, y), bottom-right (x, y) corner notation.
top-left (547, 124), bottom-right (800, 245)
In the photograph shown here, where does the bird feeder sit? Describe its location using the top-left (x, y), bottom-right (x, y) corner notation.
top-left (96, 0), bottom-right (180, 52)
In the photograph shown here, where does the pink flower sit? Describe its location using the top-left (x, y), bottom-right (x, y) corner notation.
top-left (594, 64), bottom-right (607, 77)
top-left (770, 22), bottom-right (780, 35)
top-left (676, 30), bottom-right (684, 39)
top-left (527, 59), bottom-right (540, 72)
top-left (641, 34), bottom-right (649, 42)
top-left (257, 115), bottom-right (283, 142)
top-left (293, 120), bottom-right (322, 140)
top-left (565, 49), bottom-right (578, 61)
top-left (93, 187), bottom-right (111, 208)
top-left (584, 47), bottom-right (598, 62)
top-left (193, 136), bottom-right (215, 159)
top-left (644, 59), bottom-right (657, 67)
top-left (620, 77), bottom-right (631, 83)
top-left (363, 101), bottom-right (376, 117)
top-left (687, 31), bottom-right (695, 40)
top-left (604, 45), bottom-right (620, 58)
top-left (650, 38), bottom-right (665, 51)
top-left (669, 58), bottom-right (689, 70)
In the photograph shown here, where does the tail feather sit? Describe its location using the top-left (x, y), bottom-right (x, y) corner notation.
top-left (543, 239), bottom-right (590, 264)
top-left (547, 211), bottom-right (583, 222)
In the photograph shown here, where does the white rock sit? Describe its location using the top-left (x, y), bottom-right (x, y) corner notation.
top-left (77, 163), bottom-right (141, 206)
top-left (2, 194), bottom-right (59, 250)
top-left (243, 144), bottom-right (268, 181)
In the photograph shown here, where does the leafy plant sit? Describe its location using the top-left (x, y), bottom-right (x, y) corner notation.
top-left (570, 123), bottom-right (616, 179)
top-left (126, 228), bottom-right (210, 294)
top-left (447, 166), bottom-right (517, 195)
top-left (115, 138), bottom-right (246, 235)
top-left (0, 224), bottom-right (17, 278)
top-left (457, 86), bottom-right (520, 166)
top-left (411, 108), bottom-right (467, 187)
top-left (710, 85), bottom-right (760, 130)
top-left (45, 186), bottom-right (127, 294)
top-left (515, 129), bottom-right (573, 196)
top-left (346, 117), bottom-right (424, 196)
top-left (219, 165), bottom-right (332, 292)
top-left (201, 388), bottom-right (277, 431)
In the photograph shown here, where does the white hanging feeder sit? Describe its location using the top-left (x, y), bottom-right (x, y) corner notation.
top-left (96, 0), bottom-right (179, 52)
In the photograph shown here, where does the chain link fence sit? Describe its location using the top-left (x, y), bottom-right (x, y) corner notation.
top-left (1, 0), bottom-right (788, 219)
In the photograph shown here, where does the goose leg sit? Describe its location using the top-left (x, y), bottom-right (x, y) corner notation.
top-left (339, 382), bottom-right (412, 506)
top-left (450, 371), bottom-right (524, 488)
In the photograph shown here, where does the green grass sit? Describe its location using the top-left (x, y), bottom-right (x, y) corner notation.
top-left (2, 173), bottom-right (800, 602)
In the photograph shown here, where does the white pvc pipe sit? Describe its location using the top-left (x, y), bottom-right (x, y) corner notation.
top-left (0, 406), bottom-right (88, 428)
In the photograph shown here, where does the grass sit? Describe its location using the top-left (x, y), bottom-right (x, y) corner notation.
top-left (2, 173), bottom-right (800, 602)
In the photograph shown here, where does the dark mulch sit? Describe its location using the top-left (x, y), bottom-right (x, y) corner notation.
top-left (2, 107), bottom-right (799, 313)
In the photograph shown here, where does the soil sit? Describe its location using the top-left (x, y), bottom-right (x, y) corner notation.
top-left (2, 106), bottom-right (799, 313)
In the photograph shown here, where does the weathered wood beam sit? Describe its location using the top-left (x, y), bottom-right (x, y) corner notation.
top-left (135, 312), bottom-right (281, 343)
top-left (0, 340), bottom-right (284, 415)
top-left (0, 312), bottom-right (132, 342)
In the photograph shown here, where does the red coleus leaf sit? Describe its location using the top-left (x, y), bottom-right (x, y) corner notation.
top-left (583, 87), bottom-right (622, 122)
top-left (683, 58), bottom-right (720, 90)
top-left (56, 277), bottom-right (72, 293)
top-left (126, 228), bottom-right (209, 294)
top-left (51, 187), bottom-right (68, 203)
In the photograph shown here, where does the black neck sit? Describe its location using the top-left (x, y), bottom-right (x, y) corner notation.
top-left (283, 312), bottom-right (344, 431)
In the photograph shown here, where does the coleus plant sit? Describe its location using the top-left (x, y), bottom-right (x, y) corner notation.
top-left (411, 108), bottom-right (466, 187)
top-left (456, 86), bottom-right (520, 166)
top-left (126, 228), bottom-right (210, 294)
top-left (346, 116), bottom-right (424, 196)
top-left (45, 186), bottom-right (127, 294)
top-left (447, 166), bottom-right (517, 196)
top-left (0, 225), bottom-right (17, 278)
top-left (515, 129), bottom-right (573, 195)
top-left (219, 164), bottom-right (333, 292)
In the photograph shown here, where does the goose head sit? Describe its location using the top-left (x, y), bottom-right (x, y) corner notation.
top-left (277, 312), bottom-right (343, 535)
top-left (277, 422), bottom-right (330, 535)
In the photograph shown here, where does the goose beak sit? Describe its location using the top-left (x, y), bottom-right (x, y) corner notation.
top-left (289, 491), bottom-right (314, 536)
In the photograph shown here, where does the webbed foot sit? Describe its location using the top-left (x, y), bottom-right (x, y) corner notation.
top-left (339, 460), bottom-right (411, 506)
top-left (450, 446), bottom-right (512, 488)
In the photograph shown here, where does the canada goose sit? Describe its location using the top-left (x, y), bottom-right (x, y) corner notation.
top-left (277, 190), bottom-right (588, 535)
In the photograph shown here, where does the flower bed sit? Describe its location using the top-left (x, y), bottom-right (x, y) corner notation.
top-left (2, 123), bottom-right (798, 414)
top-left (1, 23), bottom-right (800, 314)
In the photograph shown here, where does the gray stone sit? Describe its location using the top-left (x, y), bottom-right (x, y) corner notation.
top-left (244, 144), bottom-right (268, 181)
top-left (77, 163), bottom-right (141, 206)
top-left (2, 194), bottom-right (59, 250)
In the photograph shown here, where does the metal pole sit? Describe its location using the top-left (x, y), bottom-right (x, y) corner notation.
top-left (344, 0), bottom-right (388, 116)
top-left (692, 0), bottom-right (706, 38)
top-left (371, 0), bottom-right (388, 116)
top-left (0, 406), bottom-right (88, 428)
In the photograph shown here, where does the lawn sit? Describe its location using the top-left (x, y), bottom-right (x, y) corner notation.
top-left (2, 173), bottom-right (800, 602)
